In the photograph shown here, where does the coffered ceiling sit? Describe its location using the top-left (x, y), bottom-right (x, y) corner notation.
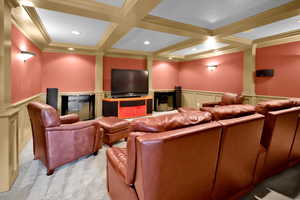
top-left (9, 0), bottom-right (300, 60)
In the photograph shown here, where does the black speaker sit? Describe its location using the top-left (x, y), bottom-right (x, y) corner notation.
top-left (46, 88), bottom-right (58, 109)
top-left (174, 86), bottom-right (182, 108)
top-left (256, 69), bottom-right (274, 77)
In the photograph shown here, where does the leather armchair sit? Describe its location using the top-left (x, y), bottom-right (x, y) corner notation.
top-left (202, 92), bottom-right (244, 107)
top-left (27, 102), bottom-right (103, 175)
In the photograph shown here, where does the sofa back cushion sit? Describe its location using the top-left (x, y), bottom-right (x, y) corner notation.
top-left (134, 122), bottom-right (222, 200)
top-left (200, 104), bottom-right (255, 121)
top-left (220, 93), bottom-right (244, 105)
top-left (255, 99), bottom-right (294, 115)
top-left (131, 111), bottom-right (212, 133)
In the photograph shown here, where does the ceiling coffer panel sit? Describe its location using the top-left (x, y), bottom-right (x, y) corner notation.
top-left (113, 28), bottom-right (189, 52)
top-left (94, 0), bottom-right (125, 7)
top-left (171, 41), bottom-right (229, 56)
top-left (234, 15), bottom-right (300, 40)
top-left (150, 0), bottom-right (293, 29)
top-left (36, 8), bottom-right (111, 46)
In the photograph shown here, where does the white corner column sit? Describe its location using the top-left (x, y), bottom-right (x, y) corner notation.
top-left (243, 44), bottom-right (257, 105)
top-left (147, 55), bottom-right (153, 97)
top-left (0, 0), bottom-right (20, 192)
top-left (95, 52), bottom-right (104, 117)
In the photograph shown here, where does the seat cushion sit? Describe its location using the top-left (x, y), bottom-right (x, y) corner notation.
top-left (131, 111), bottom-right (212, 132)
top-left (106, 147), bottom-right (128, 180)
top-left (98, 117), bottom-right (130, 133)
top-left (255, 99), bottom-right (294, 115)
top-left (201, 104), bottom-right (255, 121)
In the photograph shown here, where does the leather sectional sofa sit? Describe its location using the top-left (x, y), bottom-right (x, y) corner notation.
top-left (106, 99), bottom-right (300, 200)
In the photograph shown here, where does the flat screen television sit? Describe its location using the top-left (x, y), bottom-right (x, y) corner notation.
top-left (111, 69), bottom-right (149, 97)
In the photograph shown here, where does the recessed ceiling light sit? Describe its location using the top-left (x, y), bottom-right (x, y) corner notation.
top-left (144, 40), bottom-right (150, 45)
top-left (71, 30), bottom-right (80, 35)
top-left (68, 48), bottom-right (75, 51)
top-left (168, 57), bottom-right (173, 60)
top-left (192, 48), bottom-right (197, 51)
top-left (19, 0), bottom-right (34, 7)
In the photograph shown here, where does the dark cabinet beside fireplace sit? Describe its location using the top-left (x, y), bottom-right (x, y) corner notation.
top-left (61, 94), bottom-right (95, 120)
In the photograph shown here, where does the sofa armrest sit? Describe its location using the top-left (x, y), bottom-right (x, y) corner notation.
top-left (45, 120), bottom-right (103, 169)
top-left (202, 101), bottom-right (221, 107)
top-left (46, 120), bottom-right (101, 131)
top-left (127, 132), bottom-right (148, 185)
top-left (59, 114), bottom-right (80, 124)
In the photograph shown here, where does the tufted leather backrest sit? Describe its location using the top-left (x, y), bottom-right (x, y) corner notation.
top-left (131, 111), bottom-right (212, 132)
top-left (134, 122), bottom-right (222, 200)
top-left (255, 99), bottom-right (294, 115)
top-left (200, 104), bottom-right (255, 121)
top-left (220, 93), bottom-right (244, 105)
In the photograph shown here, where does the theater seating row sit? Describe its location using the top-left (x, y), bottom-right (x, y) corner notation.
top-left (106, 99), bottom-right (300, 200)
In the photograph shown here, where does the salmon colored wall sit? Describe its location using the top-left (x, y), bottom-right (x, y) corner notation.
top-left (103, 56), bottom-right (146, 91)
top-left (11, 25), bottom-right (42, 103)
top-left (42, 52), bottom-right (95, 92)
top-left (179, 52), bottom-right (243, 93)
top-left (152, 60), bottom-right (179, 89)
top-left (256, 41), bottom-right (300, 97)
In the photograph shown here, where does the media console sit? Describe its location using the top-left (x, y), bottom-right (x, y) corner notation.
top-left (102, 96), bottom-right (153, 119)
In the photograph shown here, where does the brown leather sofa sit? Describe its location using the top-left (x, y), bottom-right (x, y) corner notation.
top-left (202, 92), bottom-right (244, 107)
top-left (106, 106), bottom-right (265, 200)
top-left (27, 102), bottom-right (103, 175)
top-left (255, 99), bottom-right (300, 179)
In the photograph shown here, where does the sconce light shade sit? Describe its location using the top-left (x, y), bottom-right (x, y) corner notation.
top-left (20, 51), bottom-right (36, 62)
top-left (208, 65), bottom-right (218, 71)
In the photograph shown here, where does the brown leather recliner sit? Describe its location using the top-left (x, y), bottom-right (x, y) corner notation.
top-left (27, 102), bottom-right (103, 175)
top-left (107, 111), bottom-right (222, 200)
top-left (207, 105), bottom-right (265, 200)
top-left (288, 98), bottom-right (300, 166)
top-left (255, 100), bottom-right (300, 179)
top-left (202, 92), bottom-right (244, 107)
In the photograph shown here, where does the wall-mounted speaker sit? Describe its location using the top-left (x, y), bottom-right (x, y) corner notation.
top-left (46, 88), bottom-right (58, 109)
top-left (256, 69), bottom-right (274, 77)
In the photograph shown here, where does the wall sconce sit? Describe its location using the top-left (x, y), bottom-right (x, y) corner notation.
top-left (19, 51), bottom-right (36, 62)
top-left (208, 64), bottom-right (218, 71)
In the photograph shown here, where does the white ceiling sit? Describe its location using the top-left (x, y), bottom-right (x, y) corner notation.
top-left (36, 8), bottom-right (111, 46)
top-left (150, 0), bottom-right (293, 29)
top-left (171, 42), bottom-right (229, 56)
top-left (234, 15), bottom-right (300, 40)
top-left (112, 28), bottom-right (188, 51)
top-left (94, 0), bottom-right (125, 7)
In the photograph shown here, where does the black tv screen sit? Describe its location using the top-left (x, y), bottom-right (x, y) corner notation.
top-left (111, 69), bottom-right (149, 96)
